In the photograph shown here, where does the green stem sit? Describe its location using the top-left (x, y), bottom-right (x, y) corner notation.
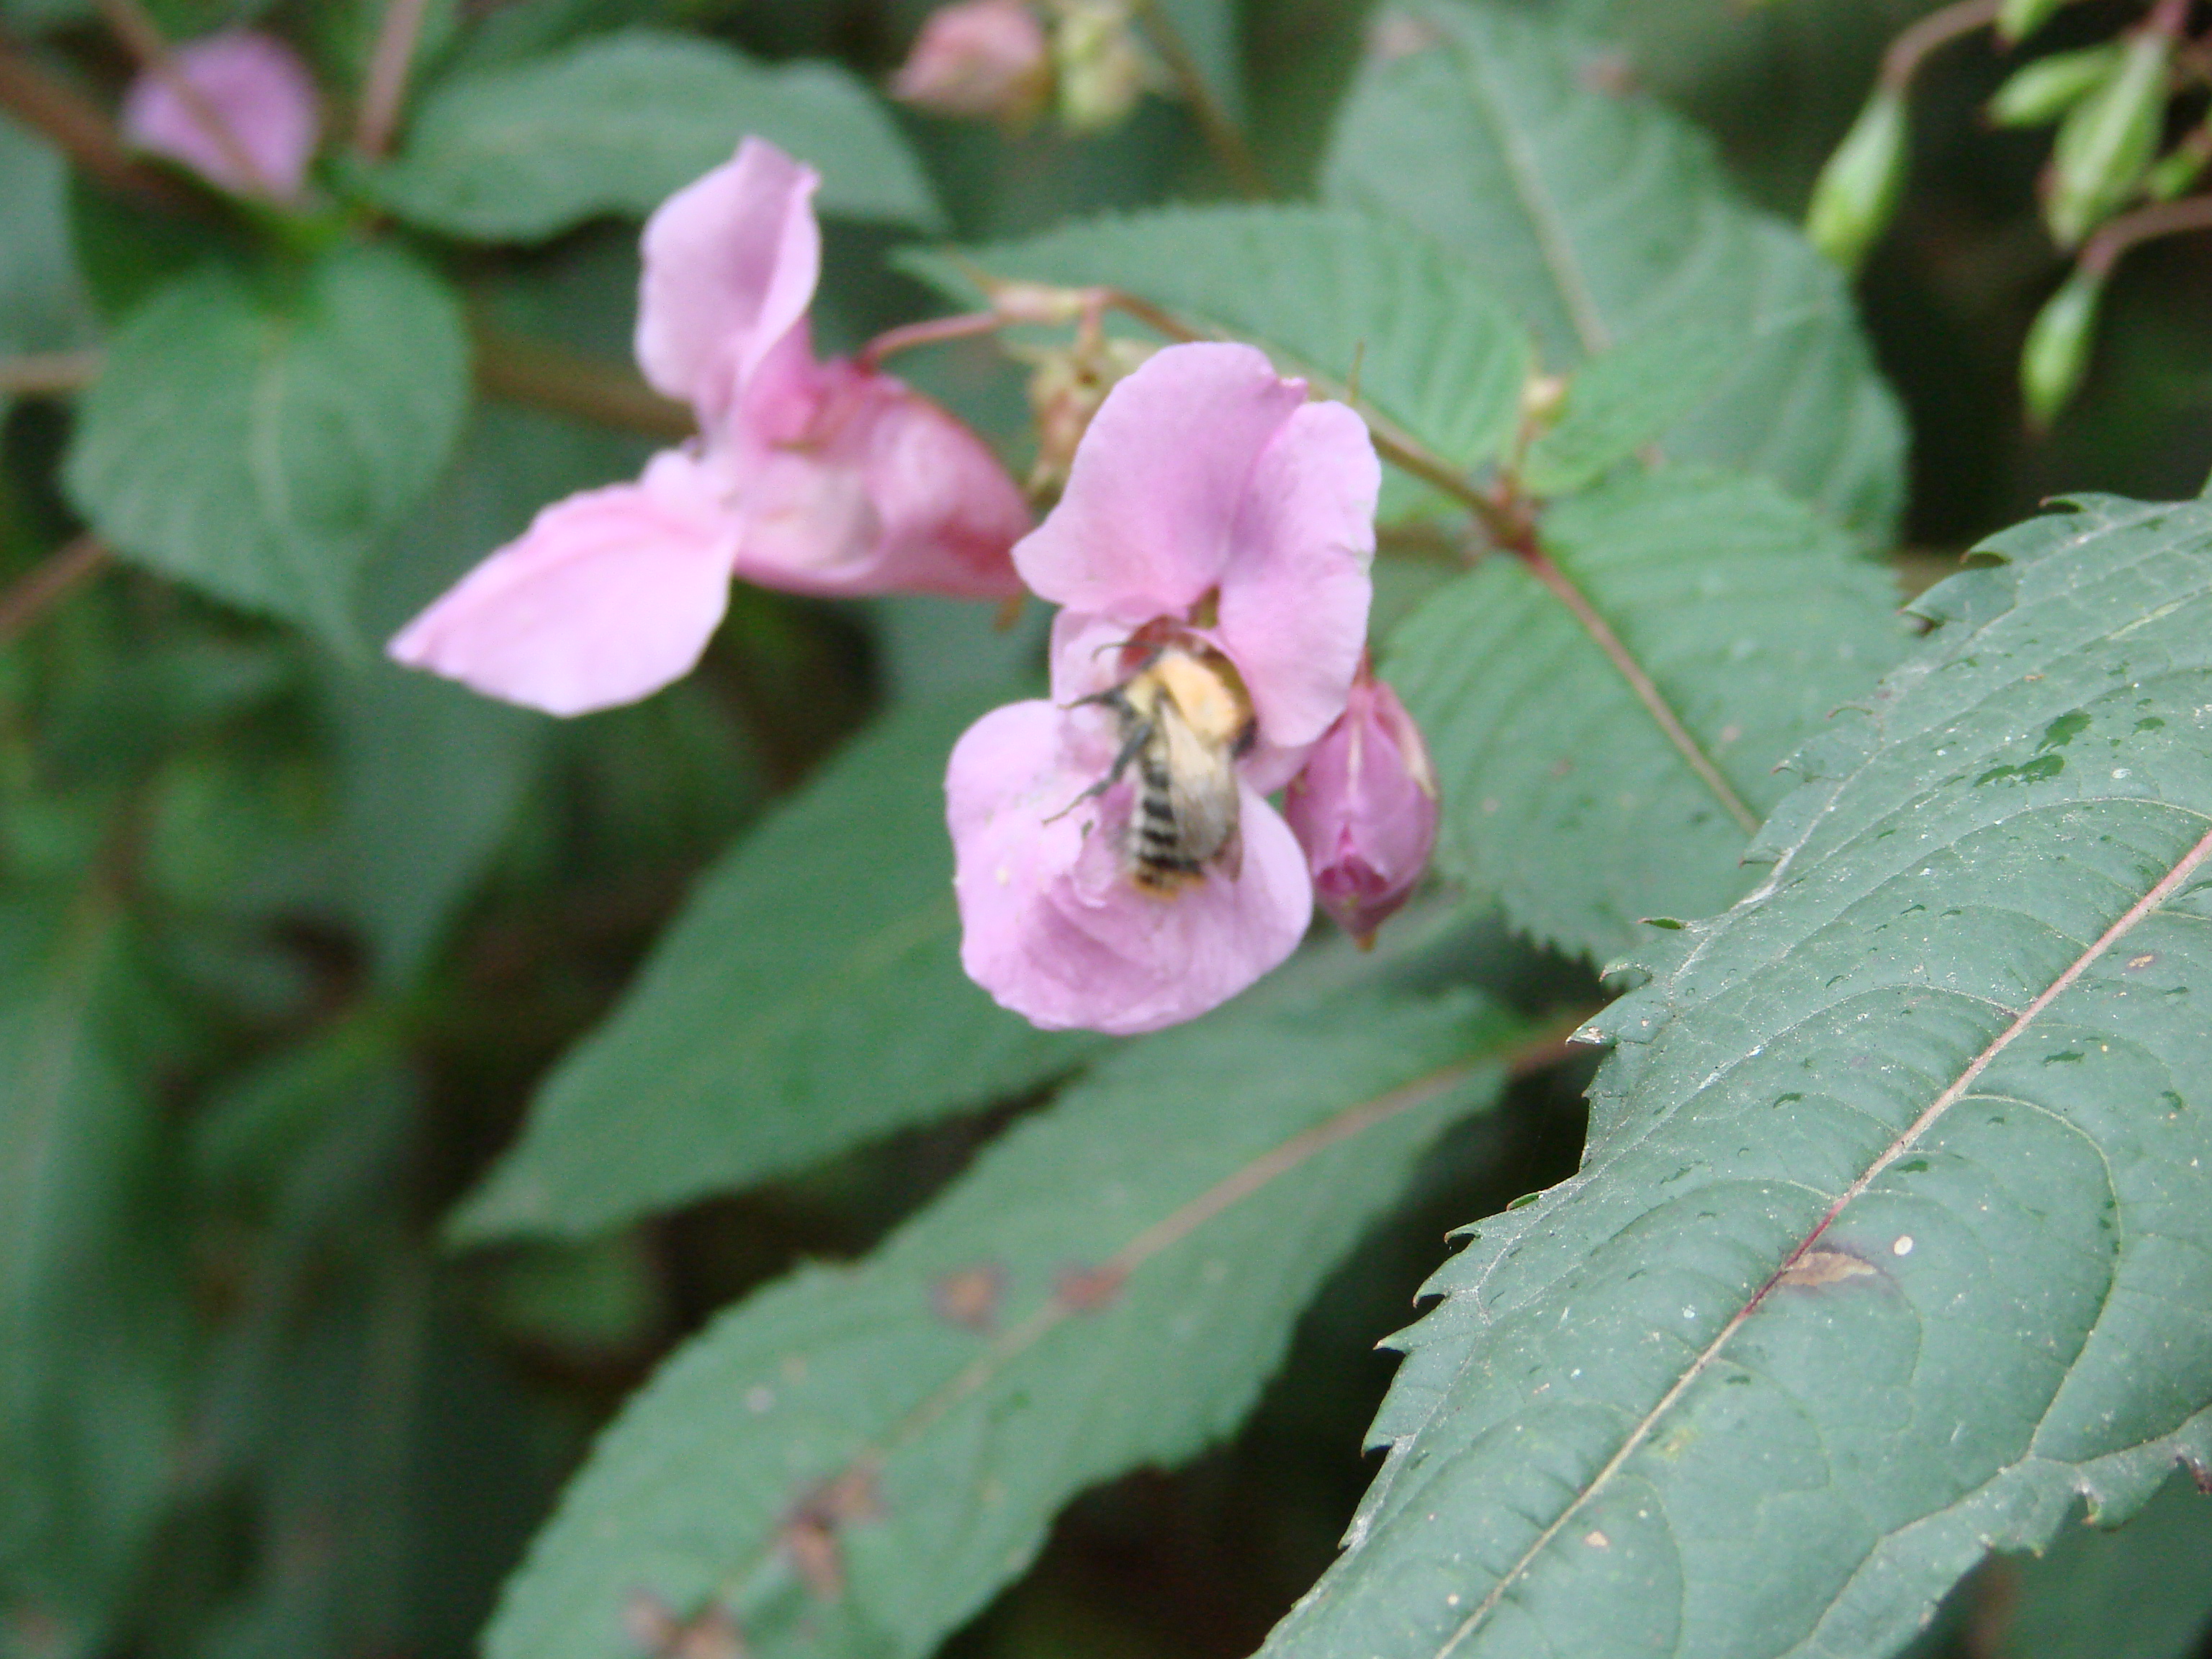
top-left (1130, 0), bottom-right (1267, 198)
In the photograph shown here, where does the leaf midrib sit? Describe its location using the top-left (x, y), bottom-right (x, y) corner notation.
top-left (1430, 817), bottom-right (2212, 1659)
top-left (695, 1038), bottom-right (1541, 1619)
top-left (1447, 14), bottom-right (1609, 356)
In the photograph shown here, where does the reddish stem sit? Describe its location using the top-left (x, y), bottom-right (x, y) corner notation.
top-left (0, 536), bottom-right (110, 644)
top-left (93, 0), bottom-right (279, 198)
top-left (354, 0), bottom-right (433, 156)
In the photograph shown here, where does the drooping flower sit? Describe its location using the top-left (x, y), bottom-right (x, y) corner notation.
top-left (947, 343), bottom-right (1380, 1035)
top-left (120, 30), bottom-right (320, 201)
top-left (892, 0), bottom-right (1053, 126)
top-left (1283, 665), bottom-right (1439, 945)
top-left (391, 138), bottom-right (1031, 716)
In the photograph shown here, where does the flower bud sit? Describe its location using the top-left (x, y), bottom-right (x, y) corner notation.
top-left (2143, 125), bottom-right (2211, 202)
top-left (1807, 86), bottom-right (1907, 274)
top-left (986, 280), bottom-right (1097, 327)
top-left (2020, 269), bottom-right (2103, 430)
top-left (1021, 335), bottom-right (1150, 493)
top-left (1987, 44), bottom-right (2122, 129)
top-left (119, 30), bottom-right (320, 201)
top-left (2046, 30), bottom-right (2170, 248)
top-left (891, 0), bottom-right (1051, 127)
top-left (1053, 1), bottom-right (1154, 134)
top-left (1521, 371), bottom-right (1569, 429)
top-left (1283, 673), bottom-right (1439, 947)
top-left (1997, 0), bottom-right (2069, 45)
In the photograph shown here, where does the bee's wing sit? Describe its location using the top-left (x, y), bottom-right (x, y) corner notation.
top-left (1158, 703), bottom-right (1244, 873)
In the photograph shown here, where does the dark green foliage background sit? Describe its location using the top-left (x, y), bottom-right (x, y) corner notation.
top-left (6, 4), bottom-right (2212, 1659)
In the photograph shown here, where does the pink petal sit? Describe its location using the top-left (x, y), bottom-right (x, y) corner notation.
top-left (1012, 343), bottom-right (1306, 616)
top-left (854, 377), bottom-right (1032, 598)
top-left (728, 359), bottom-right (1028, 600)
top-left (1214, 400), bottom-right (1379, 749)
top-left (948, 700), bottom-right (1312, 1035)
top-left (635, 138), bottom-right (821, 424)
top-left (1284, 675), bottom-right (1439, 942)
top-left (387, 449), bottom-right (737, 716)
top-left (120, 30), bottom-right (320, 200)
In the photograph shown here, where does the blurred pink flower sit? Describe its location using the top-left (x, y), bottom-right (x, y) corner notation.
top-left (1284, 667), bottom-right (1439, 945)
top-left (120, 30), bottom-right (320, 200)
top-left (948, 343), bottom-right (1380, 1034)
top-left (391, 138), bottom-right (1030, 715)
top-left (892, 0), bottom-right (1051, 125)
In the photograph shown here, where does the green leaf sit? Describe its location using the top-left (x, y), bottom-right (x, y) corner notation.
top-left (447, 689), bottom-right (1100, 1244)
top-left (483, 978), bottom-right (1527, 1659)
top-left (1385, 467), bottom-right (1904, 965)
top-left (1987, 1470), bottom-right (2212, 1659)
top-left (1521, 319), bottom-right (1737, 497)
top-left (0, 115), bottom-right (94, 425)
top-left (0, 899), bottom-right (184, 1651)
top-left (1260, 491), bottom-right (2212, 1659)
top-left (1323, 0), bottom-right (1906, 541)
top-left (372, 30), bottom-right (942, 242)
top-left (63, 244), bottom-right (469, 647)
top-left (322, 405), bottom-right (644, 983)
top-left (913, 204), bottom-right (1532, 472)
top-left (1151, 0), bottom-right (1242, 121)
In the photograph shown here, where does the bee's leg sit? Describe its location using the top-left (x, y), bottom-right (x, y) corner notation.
top-left (1042, 718), bottom-right (1151, 824)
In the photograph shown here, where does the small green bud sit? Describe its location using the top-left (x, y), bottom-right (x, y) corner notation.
top-left (2144, 129), bottom-right (2212, 201)
top-left (1807, 87), bottom-right (1909, 274)
top-left (1053, 1), bottom-right (1153, 133)
top-left (1997, 0), bottom-right (2069, 45)
top-left (2020, 270), bottom-right (2104, 429)
top-left (2046, 30), bottom-right (2171, 248)
top-left (1987, 44), bottom-right (2123, 128)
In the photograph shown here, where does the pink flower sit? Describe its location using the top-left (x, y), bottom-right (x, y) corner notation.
top-left (892, 0), bottom-right (1052, 125)
top-left (947, 343), bottom-right (1380, 1035)
top-left (390, 138), bottom-right (1030, 716)
top-left (1284, 667), bottom-right (1439, 945)
top-left (120, 30), bottom-right (320, 201)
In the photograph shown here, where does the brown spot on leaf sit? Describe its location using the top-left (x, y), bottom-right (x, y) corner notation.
top-left (625, 1593), bottom-right (745, 1659)
top-left (932, 1264), bottom-right (1006, 1332)
top-left (1779, 1249), bottom-right (1878, 1289)
top-left (783, 1519), bottom-right (844, 1603)
top-left (1578, 50), bottom-right (1640, 96)
top-left (1550, 757), bottom-right (1575, 778)
top-left (781, 1470), bottom-right (884, 1602)
top-left (1055, 1262), bottom-right (1127, 1310)
top-left (2128, 953), bottom-right (2159, 970)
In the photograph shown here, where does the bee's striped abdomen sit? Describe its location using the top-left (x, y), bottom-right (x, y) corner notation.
top-left (1130, 757), bottom-right (1203, 891)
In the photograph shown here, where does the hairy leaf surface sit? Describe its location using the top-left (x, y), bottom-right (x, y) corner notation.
top-left (485, 979), bottom-right (1527, 1659)
top-left (1324, 0), bottom-right (1905, 539)
top-left (1262, 493), bottom-right (2212, 1659)
top-left (448, 691), bottom-right (1097, 1242)
top-left (374, 30), bottom-right (940, 240)
top-left (914, 204), bottom-right (1531, 472)
top-left (1385, 467), bottom-right (1904, 965)
top-left (63, 245), bottom-right (468, 646)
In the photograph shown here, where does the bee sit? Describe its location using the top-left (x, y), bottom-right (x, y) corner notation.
top-left (1069, 644), bottom-right (1257, 894)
